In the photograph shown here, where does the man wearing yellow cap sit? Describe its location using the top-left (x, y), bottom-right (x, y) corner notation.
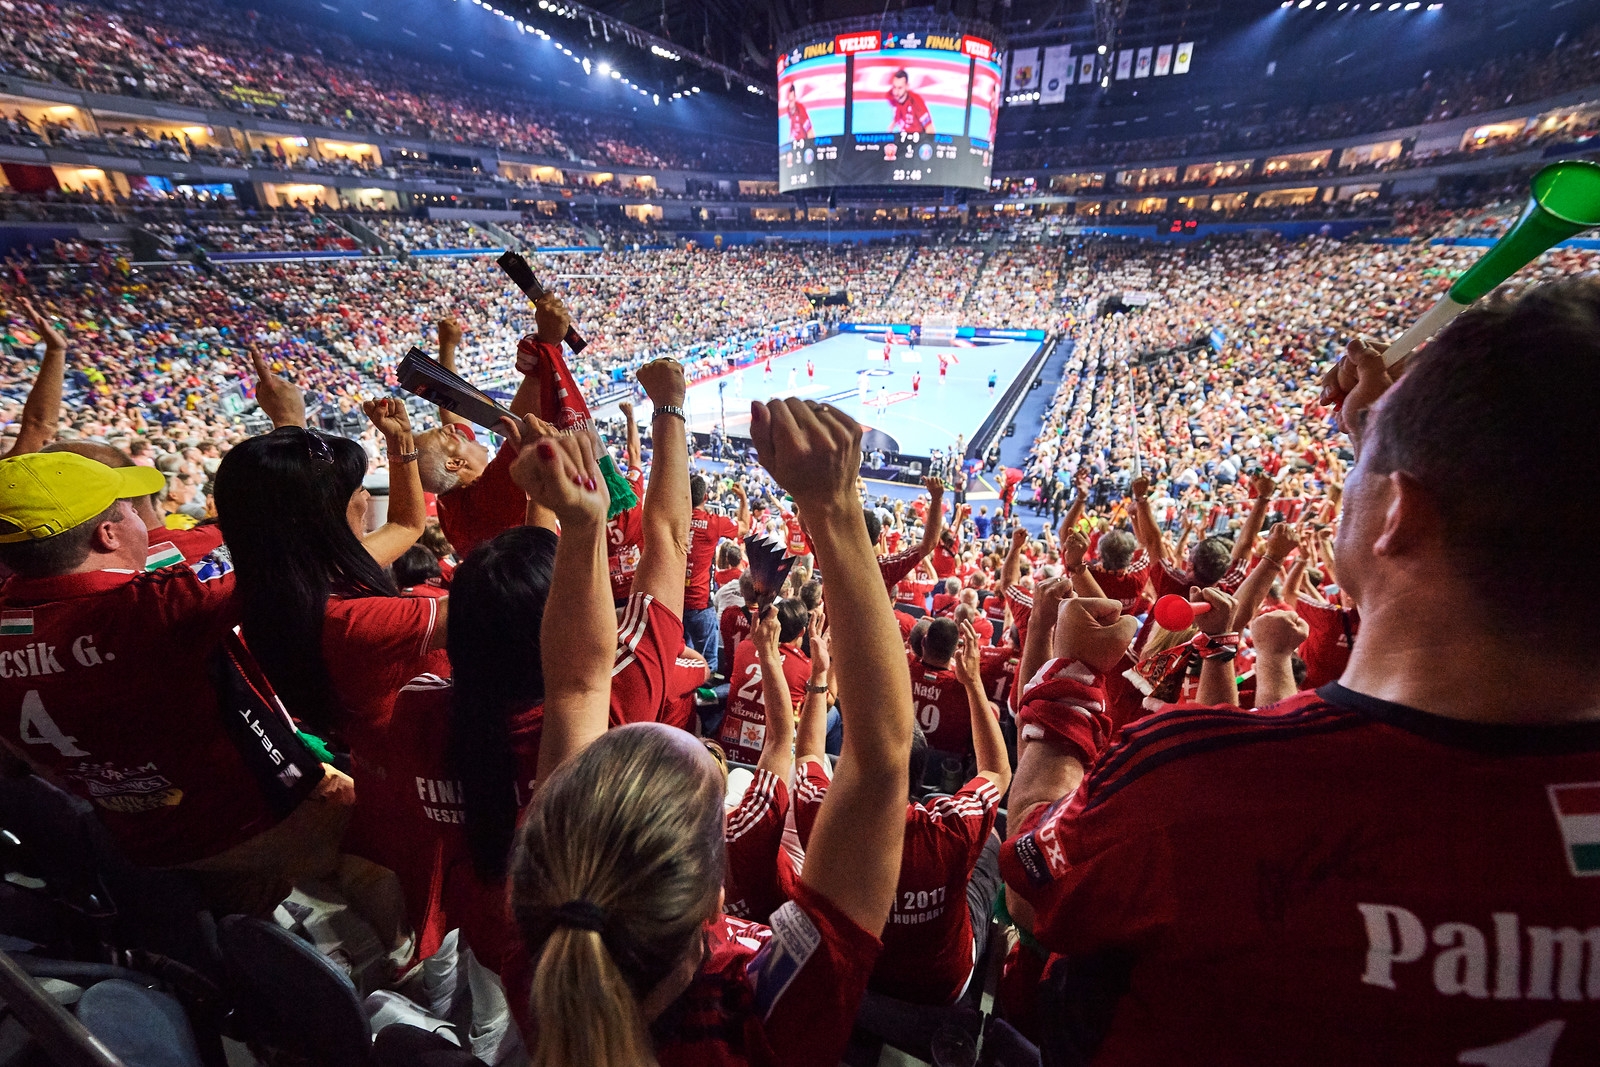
top-left (0, 452), bottom-right (350, 915)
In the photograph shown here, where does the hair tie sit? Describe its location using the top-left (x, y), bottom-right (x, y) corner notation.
top-left (552, 899), bottom-right (607, 933)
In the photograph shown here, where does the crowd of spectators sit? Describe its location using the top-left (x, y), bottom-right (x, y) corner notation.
top-left (996, 23), bottom-right (1600, 172)
top-left (0, 0), bottom-right (770, 173)
top-left (0, 194), bottom-right (1591, 1063)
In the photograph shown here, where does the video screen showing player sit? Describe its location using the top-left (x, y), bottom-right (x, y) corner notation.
top-left (776, 54), bottom-right (846, 147)
top-left (850, 50), bottom-right (972, 137)
top-left (966, 57), bottom-right (1001, 146)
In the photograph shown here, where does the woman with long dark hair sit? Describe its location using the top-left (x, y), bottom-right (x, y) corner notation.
top-left (212, 397), bottom-right (441, 743)
top-left (507, 398), bottom-right (915, 1067)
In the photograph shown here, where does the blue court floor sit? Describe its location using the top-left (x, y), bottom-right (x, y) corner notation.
top-left (658, 331), bottom-right (1042, 456)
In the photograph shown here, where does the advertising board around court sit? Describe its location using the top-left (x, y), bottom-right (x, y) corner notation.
top-left (777, 27), bottom-right (1000, 192)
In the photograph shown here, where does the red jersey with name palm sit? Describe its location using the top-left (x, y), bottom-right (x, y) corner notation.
top-left (0, 557), bottom-right (280, 867)
top-left (435, 425), bottom-right (524, 560)
top-left (718, 639), bottom-right (811, 765)
top-left (686, 508), bottom-right (740, 611)
top-left (1001, 684), bottom-right (1600, 1066)
top-left (797, 761), bottom-right (999, 1004)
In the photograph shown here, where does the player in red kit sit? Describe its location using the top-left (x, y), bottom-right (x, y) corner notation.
top-left (807, 358), bottom-right (815, 380)
top-left (784, 84), bottom-right (813, 143)
top-left (1000, 283), bottom-right (1600, 1065)
top-left (912, 371), bottom-right (922, 395)
top-left (886, 69), bottom-right (934, 134)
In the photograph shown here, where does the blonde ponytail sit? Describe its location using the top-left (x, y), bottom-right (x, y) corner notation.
top-left (530, 926), bottom-right (654, 1067)
top-left (512, 724), bottom-right (727, 1067)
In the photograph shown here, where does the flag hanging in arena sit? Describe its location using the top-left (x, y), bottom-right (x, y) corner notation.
top-left (1174, 41), bottom-right (1194, 74)
top-left (1155, 44), bottom-right (1174, 76)
top-left (1135, 47), bottom-right (1153, 78)
top-left (1078, 54), bottom-right (1097, 84)
top-left (1040, 45), bottom-right (1072, 104)
top-left (1009, 48), bottom-right (1041, 93)
top-left (1116, 49), bottom-right (1134, 80)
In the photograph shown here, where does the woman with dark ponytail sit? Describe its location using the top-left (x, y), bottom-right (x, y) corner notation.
top-left (509, 397), bottom-right (916, 1067)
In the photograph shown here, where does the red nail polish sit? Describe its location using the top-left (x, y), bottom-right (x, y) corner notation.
top-left (535, 442), bottom-right (555, 460)
top-left (586, 476), bottom-right (597, 491)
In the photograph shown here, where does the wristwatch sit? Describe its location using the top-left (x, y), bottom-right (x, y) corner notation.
top-left (806, 682), bottom-right (829, 694)
top-left (654, 404), bottom-right (686, 421)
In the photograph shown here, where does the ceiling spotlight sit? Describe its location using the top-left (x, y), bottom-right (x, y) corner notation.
top-left (582, 56), bottom-right (591, 74)
top-left (1338, 2), bottom-right (1348, 8)
top-left (1315, 1), bottom-right (1327, 7)
top-left (610, 69), bottom-right (622, 78)
top-left (1297, 0), bottom-right (1311, 8)
top-left (1101, 75), bottom-right (1110, 87)
top-left (1280, 1), bottom-right (1291, 7)
top-left (1388, 2), bottom-right (1401, 9)
top-left (597, 61), bottom-right (610, 73)
top-left (1097, 44), bottom-right (1107, 55)
top-left (1403, 1), bottom-right (1420, 7)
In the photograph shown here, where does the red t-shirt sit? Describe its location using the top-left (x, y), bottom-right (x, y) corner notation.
top-left (720, 605), bottom-right (754, 665)
top-left (436, 425), bottom-right (524, 560)
top-left (606, 468), bottom-right (646, 602)
top-left (1152, 555), bottom-right (1249, 599)
top-left (894, 609), bottom-right (917, 643)
top-left (1091, 549), bottom-right (1155, 617)
top-left (1295, 595), bottom-right (1359, 691)
top-left (0, 557), bottom-right (279, 867)
top-left (1002, 685), bottom-right (1600, 1064)
top-left (797, 761), bottom-right (999, 1004)
top-left (347, 590), bottom-right (685, 964)
top-left (686, 508), bottom-right (740, 611)
top-left (895, 576), bottom-right (936, 611)
top-left (931, 544), bottom-right (959, 580)
top-left (718, 639), bottom-right (811, 765)
top-left (322, 594), bottom-right (449, 751)
top-left (781, 512), bottom-right (811, 558)
top-left (725, 768), bottom-right (790, 924)
top-left (908, 659), bottom-right (994, 756)
top-left (931, 592), bottom-right (959, 616)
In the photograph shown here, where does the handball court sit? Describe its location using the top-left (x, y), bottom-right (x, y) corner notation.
top-left (640, 330), bottom-right (1043, 458)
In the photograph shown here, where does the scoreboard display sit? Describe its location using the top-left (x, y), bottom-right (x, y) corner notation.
top-left (778, 29), bottom-right (999, 192)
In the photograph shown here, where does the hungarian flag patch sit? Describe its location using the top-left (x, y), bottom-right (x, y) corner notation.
top-left (0, 610), bottom-right (33, 636)
top-left (146, 542), bottom-right (184, 571)
top-left (1548, 782), bottom-right (1600, 876)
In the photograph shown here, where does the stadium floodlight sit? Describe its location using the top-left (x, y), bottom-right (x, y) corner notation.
top-left (597, 61), bottom-right (610, 73)
top-left (610, 69), bottom-right (622, 79)
top-left (1338, 2), bottom-right (1348, 8)
top-left (1280, 1), bottom-right (1291, 7)
top-left (1426, 2), bottom-right (1442, 7)
top-left (582, 57), bottom-right (591, 74)
top-left (1387, 2), bottom-right (1400, 9)
top-left (653, 94), bottom-right (660, 104)
top-left (1097, 44), bottom-right (1107, 55)
top-left (1369, 3), bottom-right (1381, 8)
top-left (1403, 1), bottom-right (1419, 7)
top-left (1316, 1), bottom-right (1327, 7)
top-left (1101, 75), bottom-right (1111, 87)
top-left (1297, 0), bottom-right (1310, 8)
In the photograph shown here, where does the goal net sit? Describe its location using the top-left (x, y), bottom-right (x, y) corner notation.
top-left (921, 313), bottom-right (959, 344)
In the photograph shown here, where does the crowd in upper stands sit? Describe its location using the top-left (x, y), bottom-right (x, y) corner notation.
top-left (996, 22), bottom-right (1600, 171)
top-left (0, 0), bottom-right (770, 172)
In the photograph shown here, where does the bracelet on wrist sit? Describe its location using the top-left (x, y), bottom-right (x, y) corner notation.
top-left (394, 450), bottom-right (419, 465)
top-left (653, 404), bottom-right (686, 422)
top-left (1192, 631), bottom-right (1241, 662)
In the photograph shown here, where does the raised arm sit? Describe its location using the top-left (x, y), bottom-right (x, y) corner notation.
top-left (1228, 521), bottom-right (1295, 631)
top-left (751, 607), bottom-right (796, 784)
top-left (1192, 586), bottom-right (1240, 708)
top-left (507, 422), bottom-right (615, 782)
top-left (629, 359), bottom-right (690, 619)
top-left (1250, 609), bottom-right (1310, 707)
top-left (434, 317), bottom-right (468, 427)
top-left (795, 608), bottom-right (832, 764)
top-left (999, 525), bottom-right (1027, 593)
top-left (952, 619), bottom-right (1010, 795)
top-left (618, 399), bottom-right (642, 471)
top-left (731, 483), bottom-right (751, 537)
top-left (1061, 529), bottom-right (1107, 600)
top-left (360, 398), bottom-right (427, 569)
top-left (5, 299), bottom-right (66, 457)
top-left (510, 295), bottom-right (574, 421)
top-left (1129, 475), bottom-right (1170, 564)
top-left (1055, 470), bottom-right (1088, 542)
top-left (1017, 575), bottom-right (1072, 697)
top-left (913, 477), bottom-right (946, 561)
top-left (249, 348), bottom-right (306, 430)
top-left (1231, 473), bottom-right (1276, 567)
top-left (750, 398), bottom-right (912, 936)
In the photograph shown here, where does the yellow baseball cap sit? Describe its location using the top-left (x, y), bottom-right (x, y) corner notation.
top-left (0, 452), bottom-right (166, 543)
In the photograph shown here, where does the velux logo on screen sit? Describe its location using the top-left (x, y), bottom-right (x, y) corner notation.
top-left (835, 32), bottom-right (881, 55)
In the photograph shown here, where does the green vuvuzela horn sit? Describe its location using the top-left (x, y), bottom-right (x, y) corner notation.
top-left (1382, 159), bottom-right (1600, 367)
